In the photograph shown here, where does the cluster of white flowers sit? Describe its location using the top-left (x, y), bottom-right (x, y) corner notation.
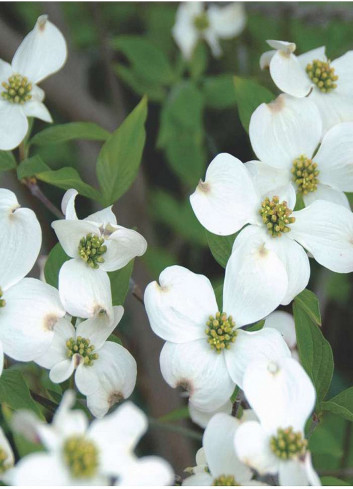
top-left (144, 37), bottom-right (353, 486)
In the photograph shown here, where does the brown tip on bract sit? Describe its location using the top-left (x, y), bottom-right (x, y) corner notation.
top-left (269, 95), bottom-right (285, 113)
top-left (197, 179), bottom-right (210, 193)
top-left (108, 391), bottom-right (124, 408)
top-left (37, 15), bottom-right (48, 32)
top-left (43, 314), bottom-right (59, 332)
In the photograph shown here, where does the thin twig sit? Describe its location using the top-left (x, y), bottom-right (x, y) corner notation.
top-left (148, 417), bottom-right (202, 442)
top-left (24, 180), bottom-right (64, 219)
top-left (307, 412), bottom-right (320, 439)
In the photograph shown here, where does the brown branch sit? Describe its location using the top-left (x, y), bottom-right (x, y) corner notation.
top-left (24, 180), bottom-right (63, 219)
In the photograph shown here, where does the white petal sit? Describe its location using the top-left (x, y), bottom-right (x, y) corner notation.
top-left (102, 226), bottom-right (147, 272)
top-left (315, 122), bottom-right (353, 192)
top-left (224, 328), bottom-right (291, 388)
top-left (88, 401), bottom-right (147, 476)
top-left (22, 99), bottom-right (52, 122)
top-left (31, 84), bottom-right (45, 102)
top-left (6, 453), bottom-right (69, 486)
top-left (190, 153), bottom-right (259, 236)
top-left (278, 459), bottom-right (310, 486)
top-left (264, 311), bottom-right (296, 350)
top-left (76, 306), bottom-right (123, 350)
top-left (297, 46), bottom-right (327, 68)
top-left (61, 189), bottom-right (78, 220)
top-left (35, 317), bottom-right (74, 369)
top-left (183, 473), bottom-right (213, 485)
top-left (50, 358), bottom-right (75, 384)
top-left (245, 160), bottom-right (289, 198)
top-left (51, 219), bottom-right (99, 258)
top-left (260, 50), bottom-right (276, 70)
top-left (160, 340), bottom-right (234, 411)
top-left (0, 60), bottom-right (13, 80)
top-left (51, 390), bottom-right (88, 440)
top-left (291, 200), bottom-right (353, 273)
top-left (208, 3), bottom-right (246, 39)
top-left (267, 40), bottom-right (296, 52)
top-left (204, 413), bottom-right (253, 483)
top-left (172, 2), bottom-right (200, 60)
top-left (85, 206), bottom-right (117, 226)
top-left (267, 234), bottom-right (310, 305)
top-left (118, 457), bottom-right (174, 486)
top-left (223, 226), bottom-right (288, 326)
top-left (189, 400), bottom-right (232, 429)
top-left (77, 342), bottom-right (137, 416)
top-left (12, 15), bottom-right (67, 84)
top-left (243, 357), bottom-right (316, 433)
top-left (144, 266), bottom-right (216, 343)
top-left (269, 50), bottom-right (312, 97)
top-left (234, 421), bottom-right (278, 475)
top-left (304, 451), bottom-right (321, 486)
top-left (332, 51), bottom-right (353, 97)
top-left (308, 89), bottom-right (353, 136)
top-left (11, 410), bottom-right (44, 443)
top-left (0, 189), bottom-right (41, 290)
top-left (204, 30), bottom-right (222, 58)
top-left (249, 94), bottom-right (321, 170)
top-left (59, 259), bottom-right (113, 319)
top-left (0, 278), bottom-right (65, 361)
top-left (0, 101), bottom-right (28, 151)
top-left (303, 184), bottom-right (350, 209)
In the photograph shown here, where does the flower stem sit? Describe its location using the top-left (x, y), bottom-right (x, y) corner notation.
top-left (148, 417), bottom-right (202, 441)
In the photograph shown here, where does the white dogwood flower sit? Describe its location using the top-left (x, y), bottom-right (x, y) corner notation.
top-left (264, 311), bottom-right (298, 360)
top-left (0, 15), bottom-right (67, 150)
top-left (183, 413), bottom-right (263, 486)
top-left (145, 265), bottom-right (290, 411)
top-left (172, 2), bottom-right (246, 60)
top-left (260, 40), bottom-right (353, 134)
top-left (35, 307), bottom-right (137, 418)
top-left (234, 357), bottom-right (320, 486)
top-left (190, 153), bottom-right (353, 305)
top-left (248, 94), bottom-right (353, 209)
top-left (0, 189), bottom-right (65, 371)
top-left (189, 400), bottom-right (232, 429)
top-left (6, 392), bottom-right (174, 485)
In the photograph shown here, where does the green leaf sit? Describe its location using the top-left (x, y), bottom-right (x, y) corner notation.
top-left (293, 294), bottom-right (333, 406)
top-left (295, 289), bottom-right (321, 326)
top-left (96, 96), bottom-right (147, 206)
top-left (0, 368), bottom-right (41, 416)
top-left (111, 36), bottom-right (174, 85)
top-left (234, 76), bottom-right (274, 133)
top-left (109, 259), bottom-right (135, 306)
top-left (189, 41), bottom-right (208, 80)
top-left (37, 167), bottom-right (100, 201)
top-left (203, 75), bottom-right (237, 109)
top-left (30, 122), bottom-right (110, 146)
top-left (321, 477), bottom-right (349, 486)
top-left (158, 406), bottom-right (189, 422)
top-left (206, 230), bottom-right (238, 268)
top-left (44, 243), bottom-right (70, 288)
top-left (114, 64), bottom-right (166, 102)
top-left (108, 334), bottom-right (122, 346)
top-left (17, 155), bottom-right (50, 180)
top-left (321, 387), bottom-right (353, 421)
top-left (0, 151), bottom-right (16, 172)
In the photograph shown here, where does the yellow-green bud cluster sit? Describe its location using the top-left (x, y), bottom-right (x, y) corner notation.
top-left (1, 74), bottom-right (32, 104)
top-left (270, 427), bottom-right (308, 460)
top-left (206, 312), bottom-right (237, 353)
top-left (66, 336), bottom-right (98, 366)
top-left (193, 13), bottom-right (210, 31)
top-left (213, 475), bottom-right (239, 486)
top-left (78, 233), bottom-right (107, 269)
top-left (260, 196), bottom-right (295, 238)
top-left (63, 435), bottom-right (99, 479)
top-left (0, 448), bottom-right (10, 474)
top-left (0, 288), bottom-right (5, 308)
top-left (292, 155), bottom-right (319, 194)
top-left (306, 59), bottom-right (338, 93)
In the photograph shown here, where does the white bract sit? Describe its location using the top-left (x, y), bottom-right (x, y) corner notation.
top-left (264, 311), bottom-right (298, 362)
top-left (260, 40), bottom-right (353, 134)
top-left (36, 307), bottom-right (137, 418)
top-left (189, 399), bottom-right (232, 429)
top-left (190, 153), bottom-right (353, 305)
top-left (234, 357), bottom-right (320, 486)
top-left (172, 2), bottom-right (246, 60)
top-left (144, 265), bottom-right (290, 411)
top-left (0, 15), bottom-right (67, 150)
top-left (183, 413), bottom-right (263, 486)
top-left (249, 94), bottom-right (353, 209)
top-left (6, 392), bottom-right (174, 486)
top-left (0, 189), bottom-right (66, 372)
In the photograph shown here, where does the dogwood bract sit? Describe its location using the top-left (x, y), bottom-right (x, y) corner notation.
top-left (172, 2), bottom-right (246, 60)
top-left (264, 311), bottom-right (298, 361)
top-left (188, 400), bottom-right (232, 429)
top-left (6, 392), bottom-right (174, 485)
top-left (234, 357), bottom-right (320, 485)
top-left (0, 189), bottom-right (66, 372)
top-left (144, 265), bottom-right (290, 411)
top-left (183, 412), bottom-right (263, 486)
top-left (0, 15), bottom-right (67, 150)
top-left (191, 153), bottom-right (353, 305)
top-left (36, 307), bottom-right (137, 418)
top-left (260, 40), bottom-right (353, 134)
top-left (249, 94), bottom-right (353, 208)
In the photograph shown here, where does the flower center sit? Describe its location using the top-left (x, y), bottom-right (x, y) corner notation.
top-left (78, 233), bottom-right (107, 269)
top-left (63, 435), bottom-right (99, 479)
top-left (0, 288), bottom-right (5, 308)
top-left (193, 13), bottom-right (210, 31)
top-left (1, 74), bottom-right (32, 104)
top-left (259, 196), bottom-right (295, 238)
top-left (213, 475), bottom-right (239, 486)
top-left (66, 336), bottom-right (98, 366)
top-left (306, 59), bottom-right (338, 93)
top-left (291, 155), bottom-right (319, 194)
top-left (270, 427), bottom-right (308, 460)
top-left (206, 312), bottom-right (237, 353)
